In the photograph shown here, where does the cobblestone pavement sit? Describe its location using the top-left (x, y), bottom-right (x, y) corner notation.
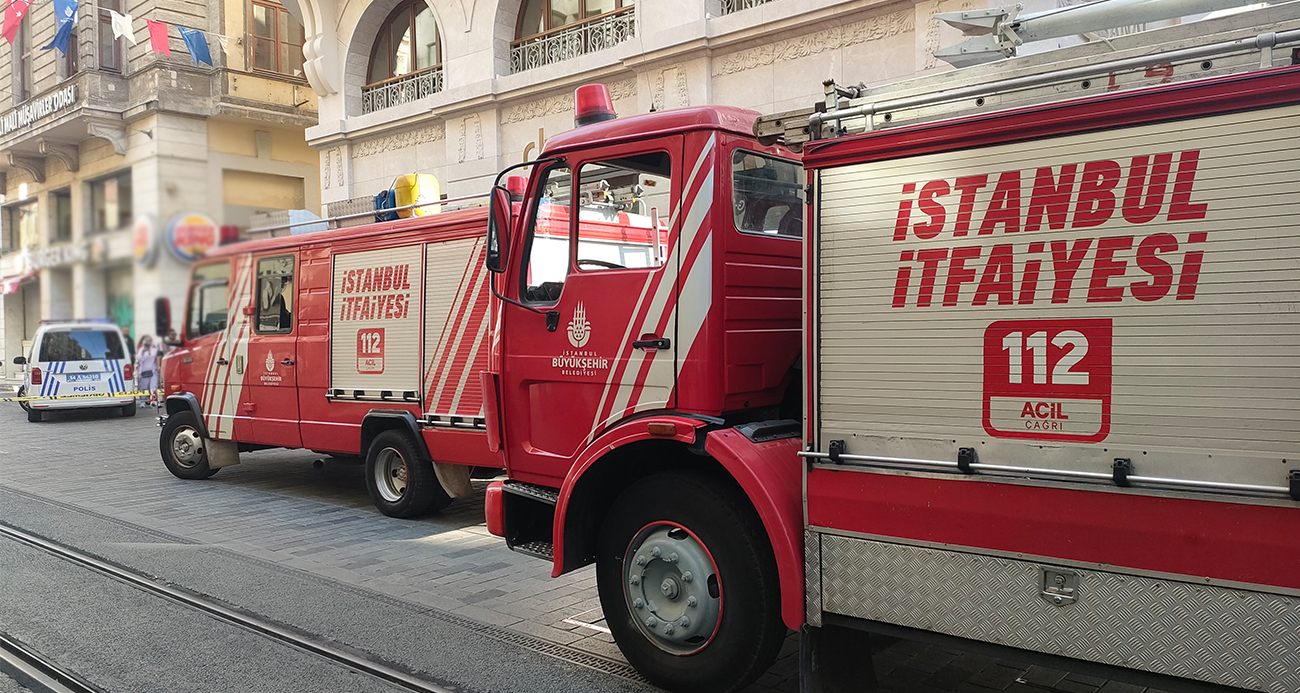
top-left (0, 401), bottom-right (1171, 693)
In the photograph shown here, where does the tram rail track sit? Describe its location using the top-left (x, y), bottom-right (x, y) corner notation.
top-left (0, 522), bottom-right (457, 693)
top-left (0, 631), bottom-right (101, 693)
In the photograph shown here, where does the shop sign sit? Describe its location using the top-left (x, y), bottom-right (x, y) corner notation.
top-left (0, 85), bottom-right (78, 137)
top-left (167, 213), bottom-right (219, 263)
top-left (27, 241), bottom-right (90, 270)
top-left (133, 215), bottom-right (157, 266)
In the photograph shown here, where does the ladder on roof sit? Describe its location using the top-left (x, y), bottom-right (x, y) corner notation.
top-left (755, 17), bottom-right (1300, 150)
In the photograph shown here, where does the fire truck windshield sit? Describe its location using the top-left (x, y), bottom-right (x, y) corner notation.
top-left (521, 152), bottom-right (674, 304)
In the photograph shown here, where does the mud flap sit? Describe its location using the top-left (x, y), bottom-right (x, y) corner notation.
top-left (800, 623), bottom-right (876, 693)
top-left (207, 439), bottom-right (241, 469)
top-left (433, 461), bottom-right (473, 498)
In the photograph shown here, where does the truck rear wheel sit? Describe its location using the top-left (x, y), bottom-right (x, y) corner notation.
top-left (159, 411), bottom-right (219, 479)
top-left (365, 429), bottom-right (451, 518)
top-left (596, 471), bottom-right (785, 693)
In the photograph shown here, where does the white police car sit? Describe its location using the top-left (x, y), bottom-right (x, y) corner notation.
top-left (12, 321), bottom-right (135, 422)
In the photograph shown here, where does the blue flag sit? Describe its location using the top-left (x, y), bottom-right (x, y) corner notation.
top-left (42, 0), bottom-right (77, 54)
top-left (177, 26), bottom-right (212, 66)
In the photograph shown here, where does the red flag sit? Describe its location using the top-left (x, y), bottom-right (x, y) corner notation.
top-left (2, 0), bottom-right (32, 45)
top-left (146, 19), bottom-right (169, 55)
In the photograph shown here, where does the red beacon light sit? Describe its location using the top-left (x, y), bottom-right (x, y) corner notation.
top-left (574, 84), bottom-right (617, 128)
top-left (506, 175), bottom-right (528, 200)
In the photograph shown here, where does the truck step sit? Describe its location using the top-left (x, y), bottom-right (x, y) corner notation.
top-left (511, 540), bottom-right (554, 561)
top-left (502, 480), bottom-right (559, 506)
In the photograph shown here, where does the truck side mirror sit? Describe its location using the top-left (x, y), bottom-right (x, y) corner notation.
top-left (486, 185), bottom-right (513, 274)
top-left (154, 297), bottom-right (171, 337)
top-left (12, 356), bottom-right (25, 365)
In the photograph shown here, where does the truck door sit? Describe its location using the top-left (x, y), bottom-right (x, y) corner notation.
top-left (502, 137), bottom-right (685, 477)
top-left (237, 253), bottom-right (302, 447)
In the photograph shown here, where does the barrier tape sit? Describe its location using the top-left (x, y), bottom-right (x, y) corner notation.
top-left (2, 390), bottom-right (158, 403)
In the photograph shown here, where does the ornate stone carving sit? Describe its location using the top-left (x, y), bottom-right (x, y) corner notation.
top-left (652, 66), bottom-right (689, 111)
top-left (6, 153), bottom-right (44, 183)
top-left (322, 149), bottom-right (331, 189)
top-left (501, 78), bottom-right (637, 124)
top-left (86, 120), bottom-right (128, 156)
top-left (458, 114), bottom-right (483, 163)
top-left (38, 140), bottom-right (78, 172)
top-left (354, 124), bottom-right (446, 158)
top-left (335, 149), bottom-right (344, 186)
top-left (711, 10), bottom-right (915, 76)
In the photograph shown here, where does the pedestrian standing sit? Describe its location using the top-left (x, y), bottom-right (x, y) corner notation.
top-left (136, 336), bottom-right (160, 407)
top-left (120, 325), bottom-right (135, 363)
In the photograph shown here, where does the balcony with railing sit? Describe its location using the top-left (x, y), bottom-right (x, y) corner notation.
top-left (361, 66), bottom-right (445, 114)
top-left (511, 6), bottom-right (636, 74)
top-left (718, 0), bottom-right (773, 15)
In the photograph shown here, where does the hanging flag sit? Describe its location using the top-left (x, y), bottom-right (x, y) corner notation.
top-left (214, 34), bottom-right (229, 55)
top-left (109, 10), bottom-right (137, 45)
top-left (177, 26), bottom-right (211, 66)
top-left (2, 0), bottom-right (31, 45)
top-left (41, 0), bottom-right (78, 54)
top-left (146, 19), bottom-right (169, 55)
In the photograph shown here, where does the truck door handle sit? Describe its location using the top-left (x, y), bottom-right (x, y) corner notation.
top-left (280, 358), bottom-right (295, 366)
top-left (216, 358), bottom-right (229, 366)
top-left (632, 338), bottom-right (671, 351)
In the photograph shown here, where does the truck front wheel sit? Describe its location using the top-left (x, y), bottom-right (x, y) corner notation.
top-left (364, 429), bottom-right (451, 518)
top-left (596, 471), bottom-right (785, 693)
top-left (159, 411), bottom-right (218, 479)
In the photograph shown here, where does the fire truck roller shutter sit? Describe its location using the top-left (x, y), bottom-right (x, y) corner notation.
top-left (813, 102), bottom-right (1300, 492)
top-left (330, 245), bottom-right (424, 398)
top-left (421, 237), bottom-right (491, 422)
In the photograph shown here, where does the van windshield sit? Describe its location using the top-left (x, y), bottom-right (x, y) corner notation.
top-left (40, 329), bottom-right (125, 361)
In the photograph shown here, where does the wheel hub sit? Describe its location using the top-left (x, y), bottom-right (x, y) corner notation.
top-left (623, 524), bottom-right (721, 655)
top-left (171, 427), bottom-right (205, 468)
top-left (375, 448), bottom-right (408, 502)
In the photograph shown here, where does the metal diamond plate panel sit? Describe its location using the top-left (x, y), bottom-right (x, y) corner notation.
top-left (818, 534), bottom-right (1300, 693)
top-left (805, 530), bottom-right (821, 627)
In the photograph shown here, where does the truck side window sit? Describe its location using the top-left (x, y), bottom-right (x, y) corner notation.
top-left (521, 164), bottom-right (573, 304)
top-left (255, 256), bottom-right (295, 334)
top-left (732, 150), bottom-right (804, 238)
top-left (575, 152), bottom-right (672, 271)
top-left (186, 261), bottom-right (231, 339)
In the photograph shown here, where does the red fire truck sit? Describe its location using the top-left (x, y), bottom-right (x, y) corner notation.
top-left (474, 16), bottom-right (1299, 693)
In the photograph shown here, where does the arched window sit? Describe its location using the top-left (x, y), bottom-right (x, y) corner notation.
top-left (367, 0), bottom-right (441, 86)
top-left (516, 0), bottom-right (634, 41)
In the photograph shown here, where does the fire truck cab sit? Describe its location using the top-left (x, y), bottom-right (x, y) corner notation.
top-left (480, 87), bottom-right (806, 692)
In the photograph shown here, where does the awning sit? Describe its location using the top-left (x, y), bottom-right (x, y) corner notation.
top-left (0, 273), bottom-right (36, 296)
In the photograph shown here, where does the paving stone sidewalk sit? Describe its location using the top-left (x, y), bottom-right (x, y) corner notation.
top-left (0, 406), bottom-right (1169, 693)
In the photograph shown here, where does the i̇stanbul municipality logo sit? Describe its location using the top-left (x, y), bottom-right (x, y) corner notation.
top-left (265, 350), bottom-right (275, 372)
top-left (568, 302), bottom-right (591, 348)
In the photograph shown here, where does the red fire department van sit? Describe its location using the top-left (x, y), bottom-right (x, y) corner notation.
top-left (475, 16), bottom-right (1300, 693)
top-left (156, 90), bottom-right (800, 531)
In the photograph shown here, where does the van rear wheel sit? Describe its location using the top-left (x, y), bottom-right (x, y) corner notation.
top-left (596, 472), bottom-right (785, 693)
top-left (27, 409), bottom-right (41, 423)
top-left (160, 411), bottom-right (218, 480)
top-left (121, 402), bottom-right (137, 417)
top-left (365, 429), bottom-right (451, 518)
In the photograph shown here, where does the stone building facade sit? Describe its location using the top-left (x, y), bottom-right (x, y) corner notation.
top-left (0, 0), bottom-right (321, 378)
top-left (294, 0), bottom-right (1015, 207)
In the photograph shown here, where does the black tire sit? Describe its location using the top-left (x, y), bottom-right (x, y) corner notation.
top-left (159, 411), bottom-right (219, 480)
top-left (364, 429), bottom-right (451, 518)
top-left (121, 402), bottom-right (137, 417)
top-left (596, 472), bottom-right (785, 693)
top-left (27, 409), bottom-right (41, 423)
top-left (17, 387), bottom-right (30, 413)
